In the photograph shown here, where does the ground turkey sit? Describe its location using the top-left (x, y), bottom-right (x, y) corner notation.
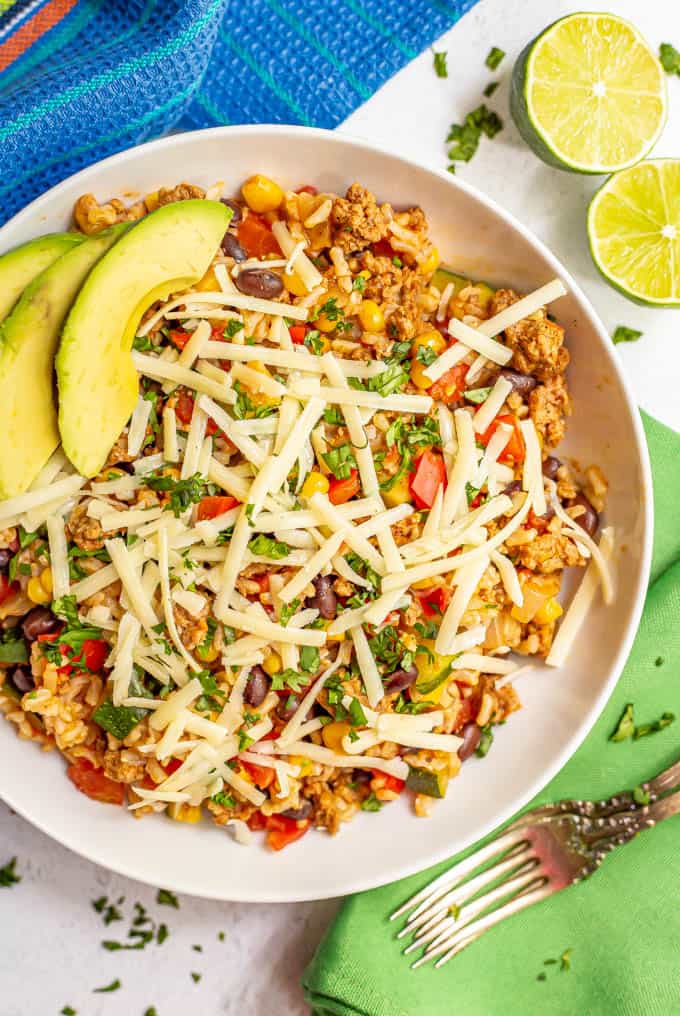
top-left (331, 183), bottom-right (390, 253)
top-left (491, 289), bottom-right (569, 381)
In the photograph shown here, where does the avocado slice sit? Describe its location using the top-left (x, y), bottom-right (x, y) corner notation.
top-left (0, 233), bottom-right (84, 325)
top-left (0, 225), bottom-right (127, 498)
top-left (432, 267), bottom-right (495, 312)
top-left (56, 199), bottom-right (232, 478)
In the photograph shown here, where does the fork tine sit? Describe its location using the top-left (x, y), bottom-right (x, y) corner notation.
top-left (389, 828), bottom-right (521, 921)
top-left (398, 840), bottom-right (531, 939)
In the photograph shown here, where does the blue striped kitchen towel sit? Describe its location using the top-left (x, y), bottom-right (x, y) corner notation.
top-left (0, 0), bottom-right (477, 225)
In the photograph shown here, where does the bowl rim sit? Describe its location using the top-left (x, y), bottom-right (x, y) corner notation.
top-left (0, 124), bottom-right (654, 902)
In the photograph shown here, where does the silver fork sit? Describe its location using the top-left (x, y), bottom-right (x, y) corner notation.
top-left (391, 759), bottom-right (680, 969)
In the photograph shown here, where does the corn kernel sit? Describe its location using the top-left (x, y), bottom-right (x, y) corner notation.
top-left (283, 271), bottom-right (309, 297)
top-left (301, 471), bottom-right (330, 498)
top-left (263, 652), bottom-right (282, 676)
top-left (411, 330), bottom-right (446, 359)
top-left (195, 266), bottom-right (218, 291)
top-left (382, 473), bottom-right (413, 507)
top-left (168, 802), bottom-right (202, 823)
top-left (358, 299), bottom-right (385, 333)
top-left (196, 642), bottom-right (219, 663)
top-left (27, 576), bottom-right (50, 605)
top-left (314, 314), bottom-right (337, 333)
top-left (411, 578), bottom-right (436, 591)
top-left (241, 174), bottom-right (284, 214)
top-left (534, 597), bottom-right (564, 625)
top-left (419, 245), bottom-right (440, 276)
top-left (410, 359), bottom-right (433, 390)
top-left (322, 721), bottom-right (351, 752)
top-left (39, 567), bottom-right (53, 594)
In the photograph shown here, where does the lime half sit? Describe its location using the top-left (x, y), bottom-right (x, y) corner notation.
top-left (588, 160), bottom-right (680, 306)
top-left (511, 13), bottom-right (667, 174)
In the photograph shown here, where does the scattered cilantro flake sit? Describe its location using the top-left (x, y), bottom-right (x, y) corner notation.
top-left (348, 697), bottom-right (367, 727)
top-left (367, 362), bottom-right (408, 397)
top-left (157, 923), bottom-right (169, 945)
top-left (0, 857), bottom-right (20, 887)
top-left (432, 48), bottom-right (448, 78)
top-left (192, 944), bottom-right (203, 952)
top-left (304, 329), bottom-right (325, 355)
top-left (560, 948), bottom-right (573, 972)
top-left (279, 598), bottom-right (301, 627)
top-left (655, 656), bottom-right (664, 667)
top-left (145, 472), bottom-right (212, 517)
top-left (537, 972), bottom-right (547, 982)
top-left (612, 325), bottom-right (642, 345)
top-left (61, 1008), bottom-right (77, 1016)
top-left (323, 442), bottom-right (357, 480)
top-left (300, 645), bottom-right (320, 673)
top-left (475, 725), bottom-right (493, 757)
top-left (270, 668), bottom-right (312, 694)
top-left (485, 46), bottom-right (505, 70)
top-left (247, 534), bottom-right (290, 559)
top-left (483, 81), bottom-right (499, 97)
top-left (156, 888), bottom-right (179, 908)
top-left (191, 972), bottom-right (202, 984)
top-left (361, 792), bottom-right (382, 812)
top-left (133, 335), bottom-right (155, 352)
top-left (218, 931), bottom-right (226, 942)
top-left (93, 979), bottom-right (121, 993)
top-left (416, 345), bottom-right (437, 366)
top-left (633, 785), bottom-right (651, 806)
top-left (225, 319), bottom-right (244, 338)
top-left (660, 42), bottom-right (680, 76)
top-left (144, 1009), bottom-right (158, 1016)
top-left (446, 104), bottom-right (503, 170)
top-left (352, 275), bottom-right (366, 292)
top-left (633, 711), bottom-right (674, 739)
top-left (609, 702), bottom-right (634, 742)
top-left (212, 790), bottom-right (236, 808)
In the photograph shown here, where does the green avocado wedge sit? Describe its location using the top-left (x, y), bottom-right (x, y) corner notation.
top-left (0, 233), bottom-right (84, 325)
top-left (0, 225), bottom-right (128, 499)
top-left (57, 199), bottom-right (232, 478)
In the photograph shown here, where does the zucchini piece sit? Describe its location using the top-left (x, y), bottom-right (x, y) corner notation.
top-left (406, 764), bottom-right (450, 799)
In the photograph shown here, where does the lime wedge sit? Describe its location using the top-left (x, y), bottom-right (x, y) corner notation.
top-left (588, 160), bottom-right (680, 306)
top-left (511, 13), bottom-right (667, 174)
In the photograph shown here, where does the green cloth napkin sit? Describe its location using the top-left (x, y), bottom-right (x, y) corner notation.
top-left (304, 412), bottom-right (680, 1016)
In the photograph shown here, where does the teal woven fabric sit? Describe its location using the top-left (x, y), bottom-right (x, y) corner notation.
top-left (0, 0), bottom-right (477, 224)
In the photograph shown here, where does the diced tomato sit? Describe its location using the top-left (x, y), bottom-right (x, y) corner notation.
top-left (296, 185), bottom-right (318, 196)
top-left (82, 639), bottom-right (109, 672)
top-left (434, 317), bottom-right (450, 339)
top-left (241, 760), bottom-right (276, 790)
top-left (265, 814), bottom-right (310, 851)
top-left (210, 327), bottom-right (228, 343)
top-left (409, 449), bottom-right (446, 510)
top-left (67, 759), bottom-right (125, 805)
top-left (454, 694), bottom-right (479, 731)
top-left (254, 574), bottom-right (270, 593)
top-left (237, 213), bottom-right (281, 258)
top-left (372, 238), bottom-right (397, 259)
top-left (328, 469), bottom-right (360, 505)
top-left (528, 508), bottom-right (550, 533)
top-left (289, 325), bottom-right (307, 344)
top-left (247, 810), bottom-right (268, 831)
top-left (0, 574), bottom-right (18, 604)
top-left (196, 495), bottom-right (239, 521)
top-left (370, 770), bottom-right (406, 794)
top-left (429, 362), bottom-right (468, 404)
top-left (480, 413), bottom-right (525, 464)
top-left (175, 392), bottom-right (195, 426)
top-left (163, 758), bottom-right (183, 776)
top-left (415, 585), bottom-right (451, 618)
top-left (169, 329), bottom-right (190, 351)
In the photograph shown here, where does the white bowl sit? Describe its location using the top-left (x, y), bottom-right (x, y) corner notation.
top-left (0, 126), bottom-right (652, 902)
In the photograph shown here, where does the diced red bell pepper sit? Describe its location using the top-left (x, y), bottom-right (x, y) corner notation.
top-left (429, 362), bottom-right (468, 404)
top-left (289, 325), bottom-right (307, 344)
top-left (169, 329), bottom-right (190, 351)
top-left (415, 585), bottom-right (451, 618)
top-left (296, 185), bottom-right (318, 196)
top-left (247, 810), bottom-right (268, 831)
top-left (0, 574), bottom-right (18, 604)
top-left (369, 770), bottom-right (406, 794)
top-left (237, 214), bottom-right (281, 258)
top-left (480, 413), bottom-right (525, 464)
top-left (67, 759), bottom-right (125, 805)
top-left (196, 495), bottom-right (240, 521)
top-left (175, 392), bottom-right (195, 426)
top-left (328, 469), bottom-right (360, 505)
top-left (163, 758), bottom-right (183, 776)
top-left (254, 574), bottom-right (270, 594)
top-left (241, 760), bottom-right (276, 790)
top-left (528, 508), bottom-right (550, 533)
top-left (409, 449), bottom-right (446, 510)
top-left (82, 639), bottom-right (108, 672)
top-left (265, 814), bottom-right (310, 851)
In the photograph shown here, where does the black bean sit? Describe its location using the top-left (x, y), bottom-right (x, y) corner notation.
top-left (244, 666), bottom-right (268, 707)
top-left (235, 268), bottom-right (283, 299)
top-left (22, 607), bottom-right (60, 643)
top-left (110, 461), bottom-right (135, 475)
top-left (499, 368), bottom-right (537, 397)
top-left (385, 665), bottom-right (418, 694)
top-left (281, 800), bottom-right (313, 821)
top-left (277, 694), bottom-right (300, 722)
top-left (220, 198), bottom-right (242, 226)
top-left (221, 232), bottom-right (247, 262)
top-left (542, 456), bottom-right (561, 480)
top-left (566, 493), bottom-right (599, 538)
top-left (458, 723), bottom-right (481, 761)
top-left (0, 548), bottom-right (12, 572)
top-left (308, 574), bottom-right (337, 620)
top-left (10, 666), bottom-right (34, 694)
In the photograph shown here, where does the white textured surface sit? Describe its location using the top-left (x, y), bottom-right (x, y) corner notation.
top-left (1, 1), bottom-right (678, 1014)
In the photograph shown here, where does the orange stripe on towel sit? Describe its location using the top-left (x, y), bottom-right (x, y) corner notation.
top-left (0, 0), bottom-right (78, 72)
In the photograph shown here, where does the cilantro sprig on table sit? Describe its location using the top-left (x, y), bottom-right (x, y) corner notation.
top-left (609, 702), bottom-right (675, 742)
top-left (660, 42), bottom-right (680, 76)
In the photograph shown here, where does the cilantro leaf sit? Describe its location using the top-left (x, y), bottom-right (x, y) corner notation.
top-left (156, 888), bottom-right (179, 908)
top-left (0, 857), bottom-right (20, 887)
top-left (609, 702), bottom-right (634, 741)
top-left (660, 42), bottom-right (680, 76)
top-left (433, 49), bottom-right (448, 78)
top-left (247, 534), bottom-right (290, 559)
top-left (485, 46), bottom-right (505, 70)
top-left (361, 793), bottom-right (382, 812)
top-left (612, 325), bottom-right (642, 345)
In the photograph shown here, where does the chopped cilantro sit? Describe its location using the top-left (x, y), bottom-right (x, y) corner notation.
top-left (633, 712), bottom-right (674, 740)
top-left (93, 671), bottom-right (154, 739)
top-left (446, 104), bottom-right (503, 170)
top-left (0, 857), bottom-right (20, 887)
top-left (612, 325), bottom-right (642, 345)
top-left (156, 888), bottom-right (179, 909)
top-left (145, 471), bottom-right (212, 517)
top-left (133, 335), bottom-right (155, 352)
top-left (416, 344), bottom-right (437, 366)
top-left (560, 948), bottom-right (573, 972)
top-left (609, 702), bottom-right (635, 742)
top-left (432, 48), bottom-right (448, 78)
top-left (247, 534), bottom-right (290, 559)
top-left (323, 406), bottom-right (344, 425)
top-left (485, 46), bottom-right (505, 70)
top-left (475, 725), bottom-right (494, 757)
top-left (394, 695), bottom-right (435, 714)
top-left (93, 979), bottom-right (121, 993)
top-left (304, 329), bottom-right (325, 355)
top-left (483, 81), bottom-right (499, 97)
top-left (191, 972), bottom-right (202, 984)
top-left (270, 669), bottom-right (312, 694)
top-left (361, 793), bottom-right (382, 812)
top-left (632, 786), bottom-right (651, 806)
top-left (367, 362), bottom-right (409, 397)
top-left (660, 42), bottom-right (680, 75)
top-left (225, 319), bottom-right (245, 338)
top-left (323, 443), bottom-right (357, 480)
top-left (279, 598), bottom-right (300, 626)
top-left (218, 931), bottom-right (226, 942)
top-left (348, 697), bottom-right (367, 727)
top-left (464, 386), bottom-right (492, 404)
top-left (352, 275), bottom-right (366, 292)
top-left (300, 645), bottom-right (320, 673)
top-left (157, 923), bottom-right (169, 945)
top-left (61, 1008), bottom-right (77, 1016)
top-left (212, 790), bottom-right (236, 809)
top-left (655, 656), bottom-right (664, 667)
top-left (144, 1009), bottom-right (158, 1016)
